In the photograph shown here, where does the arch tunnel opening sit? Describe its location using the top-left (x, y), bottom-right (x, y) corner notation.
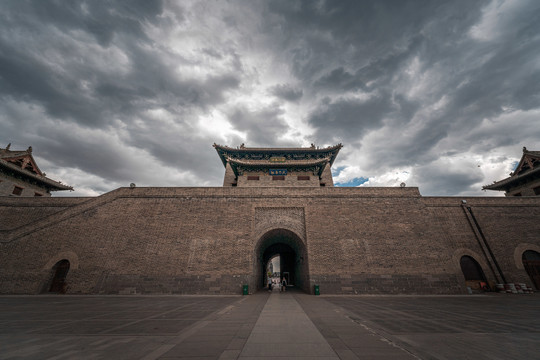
top-left (255, 228), bottom-right (309, 293)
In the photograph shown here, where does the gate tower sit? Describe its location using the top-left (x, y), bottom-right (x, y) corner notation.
top-left (213, 143), bottom-right (342, 187)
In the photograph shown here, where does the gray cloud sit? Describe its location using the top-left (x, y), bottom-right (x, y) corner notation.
top-left (411, 161), bottom-right (485, 196)
top-left (0, 0), bottom-right (539, 196)
top-left (227, 105), bottom-right (293, 147)
top-left (269, 84), bottom-right (303, 102)
top-left (308, 95), bottom-right (391, 144)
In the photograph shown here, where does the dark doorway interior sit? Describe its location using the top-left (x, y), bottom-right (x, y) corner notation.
top-left (522, 250), bottom-right (540, 290)
top-left (255, 229), bottom-right (308, 292)
top-left (460, 255), bottom-right (488, 290)
top-left (48, 259), bottom-right (70, 293)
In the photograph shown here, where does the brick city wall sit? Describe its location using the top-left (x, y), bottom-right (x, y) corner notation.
top-left (0, 187), bottom-right (539, 295)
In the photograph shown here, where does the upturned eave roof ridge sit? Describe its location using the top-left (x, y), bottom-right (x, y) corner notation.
top-left (517, 152), bottom-right (540, 170)
top-left (483, 165), bottom-right (540, 190)
top-left (213, 143), bottom-right (343, 152)
top-left (0, 148), bottom-right (43, 175)
top-left (213, 143), bottom-right (342, 168)
top-left (0, 151), bottom-right (31, 159)
top-left (0, 159), bottom-right (73, 191)
top-left (511, 148), bottom-right (540, 175)
top-left (523, 150), bottom-right (540, 157)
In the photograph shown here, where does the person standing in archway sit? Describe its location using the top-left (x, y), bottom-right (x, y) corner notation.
top-left (268, 277), bottom-right (273, 292)
top-left (281, 277), bottom-right (287, 292)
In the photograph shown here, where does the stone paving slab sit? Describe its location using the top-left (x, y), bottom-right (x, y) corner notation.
top-left (0, 295), bottom-right (243, 360)
top-left (238, 292), bottom-right (339, 359)
top-left (1, 293), bottom-right (539, 359)
top-left (321, 294), bottom-right (540, 360)
top-left (295, 293), bottom-right (417, 359)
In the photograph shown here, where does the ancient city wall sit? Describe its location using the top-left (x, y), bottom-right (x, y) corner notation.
top-left (0, 197), bottom-right (87, 231)
top-left (0, 187), bottom-right (539, 295)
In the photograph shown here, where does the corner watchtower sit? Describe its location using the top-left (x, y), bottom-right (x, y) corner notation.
top-left (213, 143), bottom-right (342, 187)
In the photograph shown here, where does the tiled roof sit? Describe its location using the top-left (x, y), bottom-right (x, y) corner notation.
top-left (0, 145), bottom-right (73, 191)
top-left (213, 143), bottom-right (343, 152)
top-left (483, 148), bottom-right (540, 191)
top-left (213, 143), bottom-right (342, 170)
top-left (483, 166), bottom-right (540, 190)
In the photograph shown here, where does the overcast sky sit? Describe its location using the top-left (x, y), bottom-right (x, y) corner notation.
top-left (1, 0), bottom-right (539, 196)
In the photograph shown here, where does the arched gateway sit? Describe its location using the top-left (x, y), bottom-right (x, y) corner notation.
top-left (255, 229), bottom-right (309, 292)
top-left (214, 143), bottom-right (341, 293)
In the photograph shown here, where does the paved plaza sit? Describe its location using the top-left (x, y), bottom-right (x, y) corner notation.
top-left (0, 290), bottom-right (539, 359)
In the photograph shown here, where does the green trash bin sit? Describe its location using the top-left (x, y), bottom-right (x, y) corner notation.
top-left (242, 284), bottom-right (249, 295)
top-left (314, 284), bottom-right (320, 295)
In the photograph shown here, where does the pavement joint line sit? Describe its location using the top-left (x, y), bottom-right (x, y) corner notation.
top-left (293, 295), bottom-right (360, 360)
top-left (343, 297), bottom-right (471, 334)
top-left (326, 296), bottom-right (540, 359)
top-left (140, 321), bottom-right (212, 360)
top-left (391, 298), bottom-right (540, 332)
top-left (346, 296), bottom-right (537, 333)
top-left (217, 304), bottom-right (236, 315)
top-left (345, 315), bottom-right (423, 360)
top-left (331, 298), bottom-right (455, 356)
top-left (21, 297), bottom-right (213, 334)
top-left (237, 292), bottom-right (339, 359)
top-left (298, 295), bottom-right (422, 360)
top-left (98, 297), bottom-right (217, 334)
top-left (3, 294), bottom-right (539, 359)
top-left (140, 295), bottom-right (253, 360)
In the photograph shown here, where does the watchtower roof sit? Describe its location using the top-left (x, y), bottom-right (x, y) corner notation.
top-left (0, 144), bottom-right (73, 191)
top-left (213, 143), bottom-right (343, 167)
top-left (483, 147), bottom-right (540, 192)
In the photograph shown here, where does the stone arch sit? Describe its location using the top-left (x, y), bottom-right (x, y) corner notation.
top-left (459, 256), bottom-right (487, 282)
top-left (452, 248), bottom-right (489, 275)
top-left (453, 249), bottom-right (490, 291)
top-left (521, 249), bottom-right (540, 290)
top-left (513, 243), bottom-right (540, 270)
top-left (43, 251), bottom-right (79, 270)
top-left (47, 260), bottom-right (70, 293)
top-left (42, 251), bottom-right (79, 294)
top-left (254, 228), bottom-right (309, 293)
top-left (253, 224), bottom-right (306, 248)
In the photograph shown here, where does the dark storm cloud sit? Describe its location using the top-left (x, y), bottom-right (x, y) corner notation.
top-left (313, 68), bottom-right (365, 92)
top-left (275, 0), bottom-right (540, 185)
top-left (266, 1), bottom-right (474, 80)
top-left (1, 0), bottom-right (539, 196)
top-left (411, 162), bottom-right (485, 196)
top-left (269, 84), bottom-right (303, 102)
top-left (227, 105), bottom-right (293, 147)
top-left (308, 95), bottom-right (390, 144)
top-left (7, 0), bottom-right (163, 46)
top-left (0, 0), bottom-right (243, 188)
top-left (0, 0), bottom-right (240, 124)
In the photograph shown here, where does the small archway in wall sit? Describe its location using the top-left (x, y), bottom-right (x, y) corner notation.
top-left (460, 255), bottom-right (489, 291)
top-left (47, 260), bottom-right (70, 293)
top-left (522, 250), bottom-right (540, 290)
top-left (41, 251), bottom-right (79, 294)
top-left (255, 229), bottom-right (309, 293)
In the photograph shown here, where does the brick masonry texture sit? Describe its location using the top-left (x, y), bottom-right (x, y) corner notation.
top-left (0, 187), bottom-right (539, 295)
